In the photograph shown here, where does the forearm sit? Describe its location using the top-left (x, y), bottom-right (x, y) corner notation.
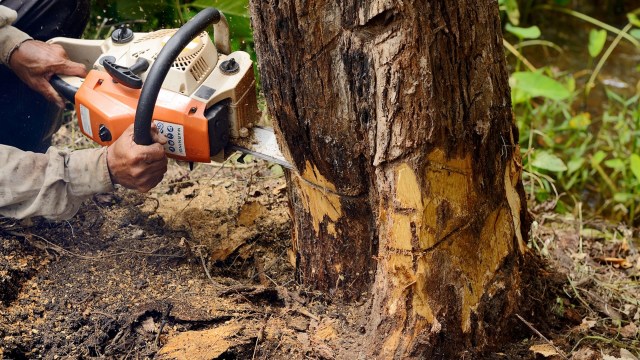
top-left (0, 6), bottom-right (32, 65)
top-left (0, 145), bottom-right (114, 220)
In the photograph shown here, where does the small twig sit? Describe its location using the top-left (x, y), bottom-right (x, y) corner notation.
top-left (252, 315), bottom-right (270, 360)
top-left (294, 307), bottom-right (320, 321)
top-left (155, 303), bottom-right (173, 348)
top-left (516, 314), bottom-right (569, 360)
top-left (250, 248), bottom-right (287, 281)
top-left (65, 220), bottom-right (76, 238)
top-left (199, 250), bottom-right (221, 287)
top-left (503, 39), bottom-right (537, 72)
top-left (217, 285), bottom-right (263, 297)
top-left (92, 310), bottom-right (116, 319)
top-left (145, 197), bottom-right (161, 213)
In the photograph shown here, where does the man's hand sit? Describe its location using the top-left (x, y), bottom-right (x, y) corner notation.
top-left (8, 40), bottom-right (87, 108)
top-left (106, 124), bottom-right (168, 193)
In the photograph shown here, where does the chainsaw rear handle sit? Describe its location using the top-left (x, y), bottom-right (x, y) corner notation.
top-left (133, 7), bottom-right (222, 146)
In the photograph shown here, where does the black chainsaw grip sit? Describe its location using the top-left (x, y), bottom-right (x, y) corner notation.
top-left (50, 75), bottom-right (78, 104)
top-left (133, 7), bottom-right (221, 145)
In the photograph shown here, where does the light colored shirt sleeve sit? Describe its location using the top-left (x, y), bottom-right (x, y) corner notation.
top-left (0, 5), bottom-right (32, 64)
top-left (0, 145), bottom-right (114, 220)
top-left (0, 6), bottom-right (114, 220)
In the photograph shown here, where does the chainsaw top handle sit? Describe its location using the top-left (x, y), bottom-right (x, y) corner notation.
top-left (134, 7), bottom-right (221, 146)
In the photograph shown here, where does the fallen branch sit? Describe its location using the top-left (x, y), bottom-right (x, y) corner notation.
top-left (516, 314), bottom-right (568, 360)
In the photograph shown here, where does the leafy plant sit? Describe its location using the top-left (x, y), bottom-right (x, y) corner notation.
top-left (588, 29), bottom-right (607, 58)
top-left (501, 1), bottom-right (640, 225)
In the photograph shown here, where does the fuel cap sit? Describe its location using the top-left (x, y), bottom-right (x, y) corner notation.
top-left (220, 58), bottom-right (239, 75)
top-left (111, 27), bottom-right (134, 44)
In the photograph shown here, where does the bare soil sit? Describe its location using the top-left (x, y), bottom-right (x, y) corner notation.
top-left (0, 155), bottom-right (639, 359)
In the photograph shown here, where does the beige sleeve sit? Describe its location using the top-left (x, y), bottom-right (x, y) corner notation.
top-left (0, 5), bottom-right (33, 65)
top-left (0, 145), bottom-right (114, 220)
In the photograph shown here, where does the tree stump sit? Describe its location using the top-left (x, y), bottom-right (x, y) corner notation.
top-left (250, 1), bottom-right (530, 357)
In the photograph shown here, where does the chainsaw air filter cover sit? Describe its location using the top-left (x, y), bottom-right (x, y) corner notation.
top-left (125, 29), bottom-right (218, 96)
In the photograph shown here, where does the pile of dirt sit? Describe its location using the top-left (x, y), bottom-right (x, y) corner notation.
top-left (0, 159), bottom-right (360, 359)
top-left (0, 129), bottom-right (638, 358)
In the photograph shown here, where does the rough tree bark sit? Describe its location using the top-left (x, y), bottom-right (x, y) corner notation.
top-left (250, 0), bottom-right (530, 357)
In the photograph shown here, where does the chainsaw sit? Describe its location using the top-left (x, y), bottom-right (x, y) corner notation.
top-left (48, 7), bottom-right (291, 169)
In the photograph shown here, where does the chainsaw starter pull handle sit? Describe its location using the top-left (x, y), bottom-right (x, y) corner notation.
top-left (103, 58), bottom-right (144, 89)
top-left (133, 7), bottom-right (221, 146)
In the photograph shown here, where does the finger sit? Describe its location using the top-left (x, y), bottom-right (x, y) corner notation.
top-left (138, 143), bottom-right (167, 163)
top-left (120, 124), bottom-right (135, 140)
top-left (38, 80), bottom-right (65, 108)
top-left (150, 125), bottom-right (168, 145)
top-left (53, 59), bottom-right (88, 78)
top-left (49, 43), bottom-right (68, 58)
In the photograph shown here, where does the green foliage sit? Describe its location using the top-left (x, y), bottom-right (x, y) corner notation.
top-left (510, 71), bottom-right (571, 103)
top-left (499, 0), bottom-right (521, 25)
top-left (531, 150), bottom-right (567, 172)
top-left (501, 1), bottom-right (640, 224)
top-left (188, 0), bottom-right (253, 53)
top-left (505, 23), bottom-right (541, 39)
top-left (588, 29), bottom-right (607, 57)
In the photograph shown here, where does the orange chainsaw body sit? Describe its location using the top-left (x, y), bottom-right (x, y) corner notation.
top-left (75, 70), bottom-right (211, 163)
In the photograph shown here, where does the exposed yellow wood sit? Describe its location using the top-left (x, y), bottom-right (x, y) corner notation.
top-left (505, 149), bottom-right (527, 253)
top-left (389, 212), bottom-right (414, 251)
top-left (294, 161), bottom-right (343, 236)
top-left (300, 160), bottom-right (338, 191)
top-left (389, 163), bottom-right (422, 251)
top-left (420, 150), bottom-right (475, 249)
top-left (382, 151), bottom-right (518, 339)
top-left (412, 255), bottom-right (435, 322)
top-left (381, 316), bottom-right (406, 358)
top-left (396, 164), bottom-right (422, 209)
top-left (449, 206), bottom-right (514, 333)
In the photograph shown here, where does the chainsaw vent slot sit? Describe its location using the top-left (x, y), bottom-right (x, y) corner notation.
top-left (171, 32), bottom-right (208, 70)
top-left (189, 57), bottom-right (210, 82)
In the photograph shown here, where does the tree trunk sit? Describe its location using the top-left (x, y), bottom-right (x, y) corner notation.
top-left (250, 0), bottom-right (529, 357)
